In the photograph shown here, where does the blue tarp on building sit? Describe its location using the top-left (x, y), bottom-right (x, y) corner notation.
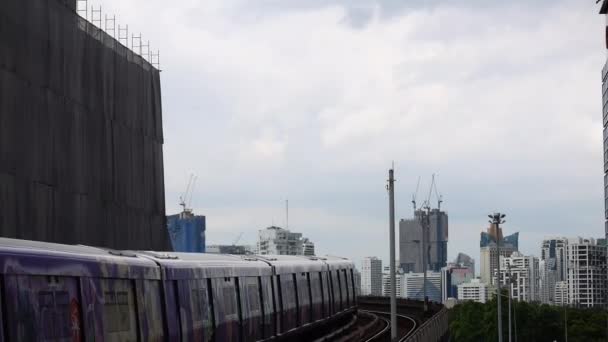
top-left (167, 212), bottom-right (206, 252)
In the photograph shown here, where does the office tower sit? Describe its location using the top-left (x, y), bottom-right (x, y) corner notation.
top-left (399, 209), bottom-right (448, 273)
top-left (441, 265), bottom-right (474, 302)
top-left (401, 272), bottom-right (442, 303)
top-left (479, 224), bottom-right (518, 284)
top-left (361, 257), bottom-right (383, 296)
top-left (567, 237), bottom-right (607, 307)
top-left (382, 261), bottom-right (402, 297)
top-left (498, 252), bottom-right (539, 302)
top-left (458, 279), bottom-right (490, 303)
top-left (454, 253), bottom-right (476, 276)
top-left (257, 226), bottom-right (314, 255)
top-left (601, 0), bottom-right (608, 243)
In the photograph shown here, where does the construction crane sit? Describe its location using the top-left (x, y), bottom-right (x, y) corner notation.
top-left (412, 176), bottom-right (421, 212)
top-left (423, 174), bottom-right (443, 210)
top-left (179, 174), bottom-right (197, 214)
top-left (233, 232), bottom-right (244, 246)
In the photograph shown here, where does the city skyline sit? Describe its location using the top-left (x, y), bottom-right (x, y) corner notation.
top-left (95, 0), bottom-right (605, 265)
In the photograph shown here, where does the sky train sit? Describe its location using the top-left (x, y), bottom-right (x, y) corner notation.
top-left (0, 237), bottom-right (357, 341)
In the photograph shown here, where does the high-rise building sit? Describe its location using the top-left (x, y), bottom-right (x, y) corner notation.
top-left (382, 262), bottom-right (402, 297)
top-left (401, 272), bottom-right (442, 303)
top-left (257, 226), bottom-right (314, 255)
top-left (567, 237), bottom-right (607, 308)
top-left (498, 252), bottom-right (539, 302)
top-left (399, 209), bottom-right (448, 273)
top-left (361, 257), bottom-right (383, 296)
top-left (554, 281), bottom-right (568, 306)
top-left (167, 210), bottom-right (206, 253)
top-left (441, 265), bottom-right (474, 302)
top-left (454, 253), bottom-right (476, 276)
top-left (206, 244), bottom-right (254, 255)
top-left (479, 224), bottom-right (518, 284)
top-left (601, 0), bottom-right (608, 243)
top-left (457, 279), bottom-right (489, 303)
top-left (539, 237), bottom-right (568, 304)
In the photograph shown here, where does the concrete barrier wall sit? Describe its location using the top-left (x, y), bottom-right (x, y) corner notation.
top-left (405, 307), bottom-right (449, 342)
top-left (0, 0), bottom-right (171, 250)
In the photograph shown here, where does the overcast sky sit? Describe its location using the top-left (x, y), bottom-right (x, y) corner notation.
top-left (97, 0), bottom-right (606, 268)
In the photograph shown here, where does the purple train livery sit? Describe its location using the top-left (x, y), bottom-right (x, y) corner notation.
top-left (0, 238), bottom-right (356, 341)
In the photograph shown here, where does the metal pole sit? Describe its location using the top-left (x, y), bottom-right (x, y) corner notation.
top-left (564, 301), bottom-right (568, 342)
top-left (489, 213), bottom-right (505, 342)
top-left (508, 263), bottom-right (512, 342)
top-left (388, 169), bottom-right (397, 341)
top-left (422, 208), bottom-right (429, 312)
top-left (513, 298), bottom-right (517, 342)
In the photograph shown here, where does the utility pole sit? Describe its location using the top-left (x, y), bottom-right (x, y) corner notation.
top-left (507, 262), bottom-right (512, 342)
top-left (420, 207), bottom-right (430, 312)
top-left (489, 212), bottom-right (506, 342)
top-left (387, 168), bottom-right (397, 341)
top-left (564, 301), bottom-right (568, 342)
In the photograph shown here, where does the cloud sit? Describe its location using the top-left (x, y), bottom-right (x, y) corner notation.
top-left (92, 0), bottom-right (605, 266)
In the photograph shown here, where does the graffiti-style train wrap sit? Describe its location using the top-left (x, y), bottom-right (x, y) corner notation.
top-left (0, 238), bottom-right (356, 341)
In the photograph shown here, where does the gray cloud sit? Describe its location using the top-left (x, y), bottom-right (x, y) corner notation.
top-left (96, 0), bottom-right (605, 267)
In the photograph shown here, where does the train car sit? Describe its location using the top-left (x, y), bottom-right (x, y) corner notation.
top-left (0, 237), bottom-right (356, 341)
top-left (0, 237), bottom-right (164, 342)
top-left (139, 252), bottom-right (274, 342)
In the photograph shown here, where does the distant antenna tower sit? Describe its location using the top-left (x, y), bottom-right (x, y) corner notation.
top-left (179, 174), bottom-right (197, 214)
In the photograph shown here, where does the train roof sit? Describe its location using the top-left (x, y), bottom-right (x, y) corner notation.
top-left (138, 251), bottom-right (273, 279)
top-left (256, 255), bottom-right (328, 274)
top-left (0, 238), bottom-right (161, 279)
top-left (319, 255), bottom-right (355, 270)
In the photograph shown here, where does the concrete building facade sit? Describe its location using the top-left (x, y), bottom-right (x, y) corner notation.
top-left (257, 226), bottom-right (314, 256)
top-left (567, 238), bottom-right (607, 307)
top-left (302, 238), bottom-right (315, 256)
top-left (399, 209), bottom-right (448, 273)
top-left (457, 279), bottom-right (489, 303)
top-left (539, 237), bottom-right (568, 304)
top-left (479, 224), bottom-right (518, 285)
top-left (361, 257), bottom-right (383, 296)
top-left (554, 281), bottom-right (568, 306)
top-left (400, 272), bottom-right (442, 303)
top-left (441, 265), bottom-right (474, 302)
top-left (499, 252), bottom-right (539, 302)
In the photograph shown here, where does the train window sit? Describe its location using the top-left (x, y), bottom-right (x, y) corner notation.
top-left (323, 271), bottom-right (333, 315)
top-left (100, 279), bottom-right (138, 342)
top-left (4, 275), bottom-right (82, 342)
top-left (350, 269), bottom-right (357, 305)
top-left (103, 291), bottom-right (132, 332)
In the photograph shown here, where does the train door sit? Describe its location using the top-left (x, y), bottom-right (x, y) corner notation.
top-left (331, 270), bottom-right (342, 312)
top-left (340, 269), bottom-right (350, 308)
top-left (238, 277), bottom-right (263, 342)
top-left (260, 276), bottom-right (275, 339)
top-left (177, 279), bottom-right (214, 342)
top-left (349, 269), bottom-right (357, 306)
top-left (135, 280), bottom-right (166, 342)
top-left (309, 272), bottom-right (323, 322)
top-left (4, 275), bottom-right (83, 341)
top-left (211, 277), bottom-right (240, 342)
top-left (323, 271), bottom-right (333, 316)
top-left (295, 272), bottom-right (311, 326)
top-left (278, 274), bottom-right (297, 332)
top-left (96, 278), bottom-right (139, 342)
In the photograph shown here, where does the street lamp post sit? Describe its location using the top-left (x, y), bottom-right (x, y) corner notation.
top-left (387, 168), bottom-right (397, 341)
top-left (489, 212), bottom-right (506, 342)
top-left (420, 208), bottom-right (430, 312)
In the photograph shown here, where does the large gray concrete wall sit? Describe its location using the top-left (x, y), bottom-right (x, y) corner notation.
top-left (0, 0), bottom-right (171, 250)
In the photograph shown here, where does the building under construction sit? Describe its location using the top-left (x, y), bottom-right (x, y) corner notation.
top-left (0, 0), bottom-right (171, 250)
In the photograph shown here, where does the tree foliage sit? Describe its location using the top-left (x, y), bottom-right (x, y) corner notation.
top-left (449, 297), bottom-right (608, 342)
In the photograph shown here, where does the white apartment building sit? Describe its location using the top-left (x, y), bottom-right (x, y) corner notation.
top-left (458, 279), bottom-right (489, 303)
top-left (257, 226), bottom-right (313, 255)
top-left (567, 238), bottom-right (607, 307)
top-left (302, 238), bottom-right (315, 256)
top-left (382, 272), bottom-right (402, 297)
top-left (498, 252), bottom-right (539, 302)
top-left (554, 281), bottom-right (568, 306)
top-left (480, 245), bottom-right (517, 285)
top-left (400, 272), bottom-right (442, 303)
top-left (361, 257), bottom-right (383, 296)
